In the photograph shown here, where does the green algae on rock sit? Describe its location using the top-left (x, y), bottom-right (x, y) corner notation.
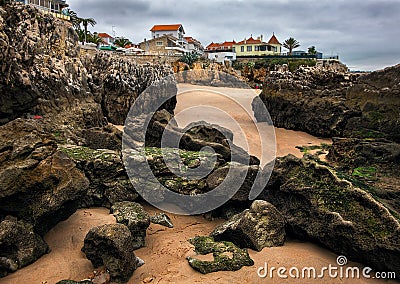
top-left (187, 236), bottom-right (254, 274)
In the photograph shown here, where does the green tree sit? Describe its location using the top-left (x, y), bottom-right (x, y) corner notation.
top-left (79, 17), bottom-right (97, 44)
top-left (179, 53), bottom-right (199, 66)
top-left (65, 8), bottom-right (80, 29)
top-left (308, 46), bottom-right (317, 55)
top-left (283, 37), bottom-right (301, 55)
top-left (75, 29), bottom-right (86, 45)
top-left (114, 37), bottom-right (132, 48)
top-left (87, 33), bottom-right (103, 47)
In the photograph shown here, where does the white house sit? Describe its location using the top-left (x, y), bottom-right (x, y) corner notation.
top-left (208, 52), bottom-right (236, 63)
top-left (150, 24), bottom-right (186, 47)
top-left (97, 33), bottom-right (115, 46)
top-left (184, 36), bottom-right (204, 55)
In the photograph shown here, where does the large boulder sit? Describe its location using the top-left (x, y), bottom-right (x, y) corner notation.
top-left (0, 119), bottom-right (89, 235)
top-left (259, 155), bottom-right (400, 275)
top-left (59, 145), bottom-right (138, 208)
top-left (187, 236), bottom-right (254, 274)
top-left (0, 218), bottom-right (49, 277)
top-left (82, 224), bottom-right (141, 283)
top-left (254, 67), bottom-right (359, 137)
top-left (110, 202), bottom-right (150, 249)
top-left (211, 200), bottom-right (285, 251)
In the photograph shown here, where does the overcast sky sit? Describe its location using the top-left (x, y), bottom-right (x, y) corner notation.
top-left (67, 0), bottom-right (400, 71)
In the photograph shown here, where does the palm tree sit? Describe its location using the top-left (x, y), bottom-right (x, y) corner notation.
top-left (114, 37), bottom-right (132, 48)
top-left (79, 17), bottom-right (97, 44)
top-left (65, 8), bottom-right (80, 29)
top-left (308, 46), bottom-right (317, 55)
top-left (88, 33), bottom-right (103, 47)
top-left (283, 37), bottom-right (300, 55)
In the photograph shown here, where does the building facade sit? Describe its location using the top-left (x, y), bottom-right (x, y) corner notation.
top-left (13, 0), bottom-right (70, 20)
top-left (206, 41), bottom-right (236, 52)
top-left (150, 24), bottom-right (186, 47)
top-left (184, 36), bottom-right (204, 55)
top-left (139, 34), bottom-right (186, 55)
top-left (97, 33), bottom-right (115, 46)
top-left (233, 34), bottom-right (282, 57)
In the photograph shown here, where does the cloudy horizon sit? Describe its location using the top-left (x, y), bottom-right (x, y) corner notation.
top-left (67, 0), bottom-right (400, 71)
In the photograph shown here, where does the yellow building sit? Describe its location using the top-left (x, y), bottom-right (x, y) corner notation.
top-left (233, 34), bottom-right (282, 57)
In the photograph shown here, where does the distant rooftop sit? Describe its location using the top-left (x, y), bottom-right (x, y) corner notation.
top-left (150, 24), bottom-right (183, 32)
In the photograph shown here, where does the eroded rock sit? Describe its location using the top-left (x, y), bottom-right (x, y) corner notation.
top-left (110, 201), bottom-right (150, 249)
top-left (211, 200), bottom-right (285, 251)
top-left (82, 224), bottom-right (140, 283)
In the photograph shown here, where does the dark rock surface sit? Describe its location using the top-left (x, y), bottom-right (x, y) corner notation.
top-left (0, 218), bottom-right (49, 277)
top-left (82, 224), bottom-right (140, 283)
top-left (150, 212), bottom-right (174, 228)
top-left (259, 155), bottom-right (400, 275)
top-left (59, 145), bottom-right (138, 208)
top-left (255, 64), bottom-right (400, 142)
top-left (110, 201), bottom-right (150, 249)
top-left (0, 119), bottom-right (89, 235)
top-left (187, 236), bottom-right (254, 274)
top-left (211, 200), bottom-right (285, 251)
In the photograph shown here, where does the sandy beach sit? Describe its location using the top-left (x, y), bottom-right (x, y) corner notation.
top-left (1, 84), bottom-right (390, 284)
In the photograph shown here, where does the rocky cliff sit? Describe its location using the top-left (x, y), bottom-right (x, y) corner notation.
top-left (254, 64), bottom-right (400, 142)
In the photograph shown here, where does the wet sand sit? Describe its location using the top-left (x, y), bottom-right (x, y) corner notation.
top-left (1, 84), bottom-right (388, 283)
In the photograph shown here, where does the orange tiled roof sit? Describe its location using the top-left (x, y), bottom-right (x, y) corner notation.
top-left (98, 33), bottom-right (113, 38)
top-left (151, 24), bottom-right (182, 32)
top-left (206, 41), bottom-right (236, 50)
top-left (236, 37), bottom-right (262, 45)
top-left (268, 34), bottom-right (281, 45)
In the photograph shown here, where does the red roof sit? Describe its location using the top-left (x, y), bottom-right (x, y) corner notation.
top-left (206, 41), bottom-right (236, 50)
top-left (98, 33), bottom-right (113, 38)
top-left (268, 34), bottom-right (281, 45)
top-left (150, 24), bottom-right (182, 32)
top-left (236, 37), bottom-right (262, 45)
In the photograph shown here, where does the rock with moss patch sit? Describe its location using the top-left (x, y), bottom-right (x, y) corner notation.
top-left (187, 236), bottom-right (254, 274)
top-left (0, 218), bottom-right (49, 277)
top-left (150, 213), bottom-right (174, 228)
top-left (211, 200), bottom-right (285, 251)
top-left (110, 201), bottom-right (150, 249)
top-left (259, 155), bottom-right (400, 276)
top-left (82, 224), bottom-right (140, 283)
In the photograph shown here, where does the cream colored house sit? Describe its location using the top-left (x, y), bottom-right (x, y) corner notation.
top-left (233, 34), bottom-right (282, 57)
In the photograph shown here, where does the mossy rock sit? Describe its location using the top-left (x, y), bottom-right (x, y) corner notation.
top-left (187, 236), bottom-right (254, 274)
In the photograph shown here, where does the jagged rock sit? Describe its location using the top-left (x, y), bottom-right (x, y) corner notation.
top-left (110, 202), bottom-right (150, 249)
top-left (150, 213), bottom-right (174, 228)
top-left (327, 137), bottom-right (400, 216)
top-left (59, 145), bottom-right (138, 208)
top-left (253, 68), bottom-right (359, 137)
top-left (82, 224), bottom-right (140, 283)
top-left (80, 124), bottom-right (123, 151)
top-left (0, 218), bottom-right (49, 277)
top-left (345, 64), bottom-right (400, 142)
top-left (211, 200), bottom-right (285, 251)
top-left (187, 236), bottom-right (254, 274)
top-left (259, 155), bottom-right (400, 275)
top-left (0, 119), bottom-right (89, 235)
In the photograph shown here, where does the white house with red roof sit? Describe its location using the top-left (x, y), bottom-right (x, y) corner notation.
top-left (184, 36), bottom-right (204, 55)
top-left (206, 41), bottom-right (236, 52)
top-left (150, 24), bottom-right (186, 47)
top-left (97, 32), bottom-right (115, 46)
top-left (205, 41), bottom-right (237, 63)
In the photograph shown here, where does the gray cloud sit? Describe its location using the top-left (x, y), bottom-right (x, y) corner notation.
top-left (68, 0), bottom-right (400, 70)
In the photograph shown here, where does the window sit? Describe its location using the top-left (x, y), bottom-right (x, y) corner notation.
top-left (255, 46), bottom-right (259, 51)
top-left (241, 46), bottom-right (245, 52)
top-left (156, 41), bottom-right (163, 46)
top-left (156, 34), bottom-right (160, 37)
top-left (247, 46), bottom-right (252, 52)
top-left (232, 47), bottom-right (236, 52)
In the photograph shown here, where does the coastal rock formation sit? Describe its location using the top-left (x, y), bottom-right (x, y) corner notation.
top-left (110, 201), bottom-right (150, 249)
top-left (327, 137), bottom-right (400, 215)
top-left (211, 200), bottom-right (285, 251)
top-left (59, 145), bottom-right (138, 208)
top-left (82, 224), bottom-right (141, 282)
top-left (259, 155), bottom-right (400, 275)
top-left (345, 64), bottom-right (400, 142)
top-left (0, 119), bottom-right (89, 235)
top-left (0, 218), bottom-right (49, 277)
top-left (254, 64), bottom-right (400, 141)
top-left (253, 67), bottom-right (359, 137)
top-left (187, 236), bottom-right (254, 274)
